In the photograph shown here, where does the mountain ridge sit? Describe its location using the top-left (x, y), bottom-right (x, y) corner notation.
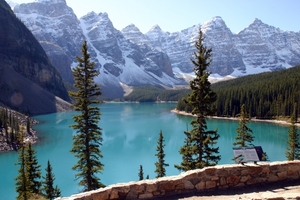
top-left (0, 0), bottom-right (71, 115)
top-left (7, 0), bottom-right (300, 99)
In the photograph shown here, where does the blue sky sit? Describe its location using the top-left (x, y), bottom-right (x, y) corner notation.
top-left (10, 0), bottom-right (300, 34)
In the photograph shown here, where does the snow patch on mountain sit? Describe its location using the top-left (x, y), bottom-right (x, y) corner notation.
top-left (9, 0), bottom-right (300, 98)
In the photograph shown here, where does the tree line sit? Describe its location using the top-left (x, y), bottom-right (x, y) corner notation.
top-left (15, 139), bottom-right (61, 200)
top-left (0, 108), bottom-right (31, 150)
top-left (123, 85), bottom-right (190, 102)
top-left (125, 65), bottom-right (300, 120)
top-left (212, 66), bottom-right (300, 119)
top-left (177, 65), bottom-right (300, 119)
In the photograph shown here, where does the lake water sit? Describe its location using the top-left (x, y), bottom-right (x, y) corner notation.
top-left (0, 102), bottom-right (293, 199)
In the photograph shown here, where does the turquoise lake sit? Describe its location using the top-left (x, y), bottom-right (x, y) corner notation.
top-left (0, 102), bottom-right (293, 199)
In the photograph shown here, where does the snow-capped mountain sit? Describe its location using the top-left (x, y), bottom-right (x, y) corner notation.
top-left (123, 16), bottom-right (300, 77)
top-left (233, 18), bottom-right (300, 75)
top-left (8, 0), bottom-right (300, 98)
top-left (11, 0), bottom-right (182, 98)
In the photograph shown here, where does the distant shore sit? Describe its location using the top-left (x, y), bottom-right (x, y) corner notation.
top-left (0, 108), bottom-right (39, 153)
top-left (171, 108), bottom-right (300, 127)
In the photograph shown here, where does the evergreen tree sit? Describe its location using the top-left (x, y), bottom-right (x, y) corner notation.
top-left (286, 103), bottom-right (300, 160)
top-left (175, 29), bottom-right (220, 171)
top-left (70, 41), bottom-right (104, 191)
top-left (15, 140), bottom-right (31, 200)
top-left (174, 131), bottom-right (195, 171)
top-left (138, 165), bottom-right (144, 181)
top-left (25, 143), bottom-right (42, 194)
top-left (154, 130), bottom-right (169, 178)
top-left (26, 116), bottom-right (31, 134)
top-left (233, 104), bottom-right (254, 147)
top-left (42, 160), bottom-right (61, 200)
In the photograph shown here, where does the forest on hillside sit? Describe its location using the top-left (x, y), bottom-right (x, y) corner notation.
top-left (123, 86), bottom-right (190, 102)
top-left (176, 65), bottom-right (300, 119)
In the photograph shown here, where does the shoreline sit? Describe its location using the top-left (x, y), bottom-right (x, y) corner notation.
top-left (171, 109), bottom-right (300, 127)
top-left (0, 108), bottom-right (39, 153)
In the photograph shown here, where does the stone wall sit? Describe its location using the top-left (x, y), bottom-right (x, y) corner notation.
top-left (58, 160), bottom-right (300, 200)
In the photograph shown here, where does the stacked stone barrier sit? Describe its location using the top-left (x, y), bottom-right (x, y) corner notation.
top-left (58, 160), bottom-right (300, 200)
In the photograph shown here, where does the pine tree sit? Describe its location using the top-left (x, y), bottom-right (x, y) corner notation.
top-left (42, 160), bottom-right (61, 200)
top-left (154, 130), bottom-right (169, 178)
top-left (26, 116), bottom-right (31, 134)
top-left (175, 29), bottom-right (220, 171)
top-left (233, 104), bottom-right (254, 147)
top-left (25, 143), bottom-right (42, 194)
top-left (138, 165), bottom-right (144, 181)
top-left (15, 140), bottom-right (31, 200)
top-left (174, 131), bottom-right (195, 171)
top-left (70, 41), bottom-right (104, 191)
top-left (286, 103), bottom-right (300, 160)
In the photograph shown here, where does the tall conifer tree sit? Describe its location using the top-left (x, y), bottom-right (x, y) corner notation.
top-left (25, 143), bottom-right (42, 194)
top-left (15, 137), bottom-right (31, 200)
top-left (70, 41), bottom-right (104, 191)
top-left (286, 103), bottom-right (300, 160)
top-left (154, 130), bottom-right (169, 178)
top-left (175, 30), bottom-right (220, 171)
top-left (233, 104), bottom-right (254, 147)
top-left (42, 160), bottom-right (61, 200)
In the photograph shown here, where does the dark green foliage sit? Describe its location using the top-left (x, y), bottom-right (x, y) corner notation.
top-left (176, 65), bottom-right (300, 120)
top-left (176, 98), bottom-right (192, 113)
top-left (0, 108), bottom-right (21, 145)
top-left (175, 30), bottom-right (220, 171)
top-left (212, 65), bottom-right (300, 118)
top-left (154, 130), bottom-right (169, 178)
top-left (123, 85), bottom-right (190, 102)
top-left (138, 165), bottom-right (144, 181)
top-left (174, 131), bottom-right (195, 171)
top-left (25, 143), bottom-right (41, 194)
top-left (286, 103), bottom-right (300, 160)
top-left (233, 104), bottom-right (254, 147)
top-left (42, 160), bottom-right (61, 200)
top-left (26, 116), bottom-right (30, 134)
top-left (70, 41), bottom-right (104, 191)
top-left (15, 140), bottom-right (31, 200)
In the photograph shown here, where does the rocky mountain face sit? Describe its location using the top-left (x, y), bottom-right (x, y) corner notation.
top-left (0, 0), bottom-right (70, 115)
top-left (123, 16), bottom-right (300, 77)
top-left (9, 0), bottom-right (300, 99)
top-left (12, 0), bottom-right (182, 99)
top-left (13, 0), bottom-right (84, 84)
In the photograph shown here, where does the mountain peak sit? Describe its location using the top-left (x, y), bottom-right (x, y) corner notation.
top-left (82, 12), bottom-right (110, 23)
top-left (253, 18), bottom-right (263, 23)
top-left (246, 18), bottom-right (271, 30)
top-left (34, 0), bottom-right (66, 3)
top-left (149, 24), bottom-right (162, 32)
top-left (201, 16), bottom-right (229, 33)
top-left (99, 12), bottom-right (109, 19)
top-left (122, 24), bottom-right (141, 33)
top-left (203, 16), bottom-right (226, 27)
